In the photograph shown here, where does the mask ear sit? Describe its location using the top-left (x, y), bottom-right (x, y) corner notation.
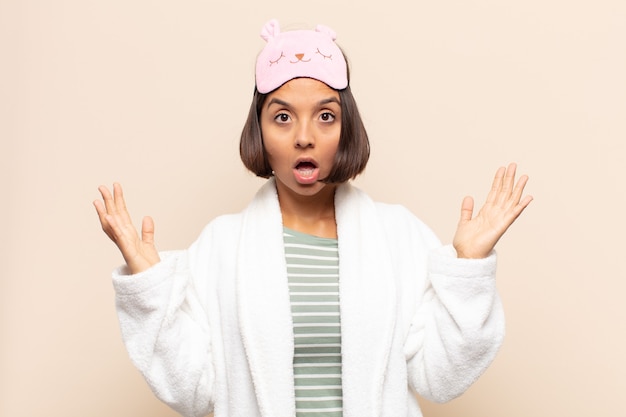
top-left (315, 24), bottom-right (337, 41)
top-left (261, 19), bottom-right (281, 42)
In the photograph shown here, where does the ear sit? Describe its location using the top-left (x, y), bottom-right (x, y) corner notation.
top-left (315, 24), bottom-right (337, 41)
top-left (261, 19), bottom-right (281, 42)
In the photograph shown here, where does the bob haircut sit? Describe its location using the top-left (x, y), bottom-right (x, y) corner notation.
top-left (240, 65), bottom-right (370, 184)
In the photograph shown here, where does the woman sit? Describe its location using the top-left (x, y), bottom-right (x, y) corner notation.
top-left (94, 19), bottom-right (532, 417)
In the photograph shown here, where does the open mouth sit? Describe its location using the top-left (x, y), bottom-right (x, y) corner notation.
top-left (293, 160), bottom-right (319, 183)
top-left (295, 161), bottom-right (317, 174)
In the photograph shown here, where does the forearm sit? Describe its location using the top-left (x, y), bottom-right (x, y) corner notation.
top-left (113, 251), bottom-right (215, 417)
top-left (404, 246), bottom-right (504, 403)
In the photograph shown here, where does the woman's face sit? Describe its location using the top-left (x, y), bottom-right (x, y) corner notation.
top-left (260, 77), bottom-right (341, 199)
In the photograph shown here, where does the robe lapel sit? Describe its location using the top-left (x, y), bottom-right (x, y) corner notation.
top-left (236, 180), bottom-right (396, 417)
top-left (335, 183), bottom-right (397, 417)
top-left (237, 179), bottom-right (296, 417)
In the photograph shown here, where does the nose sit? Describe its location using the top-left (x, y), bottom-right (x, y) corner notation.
top-left (295, 53), bottom-right (304, 61)
top-left (295, 122), bottom-right (314, 148)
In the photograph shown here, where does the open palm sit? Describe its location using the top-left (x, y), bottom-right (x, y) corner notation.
top-left (94, 183), bottom-right (160, 274)
top-left (453, 163), bottom-right (533, 259)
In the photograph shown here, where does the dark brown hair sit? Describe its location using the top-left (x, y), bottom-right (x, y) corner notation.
top-left (239, 81), bottom-right (370, 184)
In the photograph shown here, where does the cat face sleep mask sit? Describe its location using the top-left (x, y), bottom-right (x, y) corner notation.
top-left (255, 19), bottom-right (348, 94)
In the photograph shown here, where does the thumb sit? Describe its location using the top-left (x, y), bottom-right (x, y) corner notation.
top-left (141, 216), bottom-right (155, 245)
top-left (459, 196), bottom-right (474, 224)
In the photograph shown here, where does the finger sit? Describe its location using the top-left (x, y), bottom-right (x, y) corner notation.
top-left (93, 198), bottom-right (107, 221)
top-left (113, 183), bottom-right (125, 210)
top-left (514, 194), bottom-right (534, 214)
top-left (93, 200), bottom-right (115, 240)
top-left (105, 211), bottom-right (138, 251)
top-left (459, 196), bottom-right (475, 224)
top-left (94, 199), bottom-right (111, 227)
top-left (497, 162), bottom-right (517, 204)
top-left (98, 185), bottom-right (116, 215)
top-left (509, 174), bottom-right (529, 206)
top-left (141, 216), bottom-right (155, 246)
top-left (112, 183), bottom-right (134, 225)
top-left (104, 213), bottom-right (124, 245)
top-left (503, 195), bottom-right (533, 229)
top-left (485, 166), bottom-right (506, 204)
top-left (520, 194), bottom-right (534, 209)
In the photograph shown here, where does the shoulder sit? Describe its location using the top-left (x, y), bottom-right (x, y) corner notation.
top-left (337, 182), bottom-right (442, 248)
top-left (190, 180), bottom-right (278, 250)
top-left (187, 213), bottom-right (243, 256)
top-left (195, 213), bottom-right (243, 242)
top-left (207, 212), bottom-right (244, 232)
top-left (373, 201), bottom-right (441, 247)
top-left (373, 200), bottom-right (413, 219)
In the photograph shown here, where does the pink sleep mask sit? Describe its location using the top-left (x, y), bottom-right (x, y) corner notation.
top-left (255, 19), bottom-right (348, 94)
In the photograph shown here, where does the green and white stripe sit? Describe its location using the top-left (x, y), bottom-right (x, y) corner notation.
top-left (284, 227), bottom-right (343, 417)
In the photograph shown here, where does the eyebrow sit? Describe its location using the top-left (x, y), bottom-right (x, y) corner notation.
top-left (266, 96), bottom-right (341, 109)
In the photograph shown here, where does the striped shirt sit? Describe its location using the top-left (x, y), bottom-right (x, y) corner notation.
top-left (283, 227), bottom-right (343, 417)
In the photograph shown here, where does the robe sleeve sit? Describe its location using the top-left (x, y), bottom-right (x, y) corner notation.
top-left (397, 210), bottom-right (505, 403)
top-left (112, 249), bottom-right (215, 417)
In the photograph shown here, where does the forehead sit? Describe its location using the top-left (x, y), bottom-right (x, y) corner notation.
top-left (265, 78), bottom-right (340, 106)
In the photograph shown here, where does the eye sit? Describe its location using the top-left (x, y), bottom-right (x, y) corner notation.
top-left (274, 113), bottom-right (291, 123)
top-left (319, 112), bottom-right (336, 122)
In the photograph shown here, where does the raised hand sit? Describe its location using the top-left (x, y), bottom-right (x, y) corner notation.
top-left (94, 183), bottom-right (161, 274)
top-left (452, 163), bottom-right (533, 259)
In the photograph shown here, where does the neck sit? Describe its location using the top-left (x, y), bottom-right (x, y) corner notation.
top-left (275, 180), bottom-right (338, 238)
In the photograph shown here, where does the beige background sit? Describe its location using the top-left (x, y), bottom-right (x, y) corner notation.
top-left (2, 0), bottom-right (625, 416)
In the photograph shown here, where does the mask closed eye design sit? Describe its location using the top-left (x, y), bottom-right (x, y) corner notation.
top-left (255, 19), bottom-right (348, 93)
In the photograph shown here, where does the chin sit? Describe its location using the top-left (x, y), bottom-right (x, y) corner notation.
top-left (276, 177), bottom-right (333, 197)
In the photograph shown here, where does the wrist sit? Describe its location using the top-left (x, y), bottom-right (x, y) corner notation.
top-left (454, 247), bottom-right (489, 259)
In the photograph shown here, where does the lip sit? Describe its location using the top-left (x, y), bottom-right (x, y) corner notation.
top-left (293, 157), bottom-right (319, 169)
top-left (293, 157), bottom-right (320, 184)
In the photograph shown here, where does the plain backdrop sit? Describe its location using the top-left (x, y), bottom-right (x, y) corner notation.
top-left (2, 0), bottom-right (625, 416)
